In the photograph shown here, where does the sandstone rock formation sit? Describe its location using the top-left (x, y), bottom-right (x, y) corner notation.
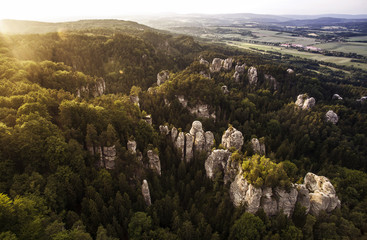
top-left (325, 110), bottom-right (339, 124)
top-left (127, 140), bottom-right (137, 153)
top-left (188, 103), bottom-right (216, 119)
top-left (287, 68), bottom-right (294, 74)
top-left (304, 172), bottom-right (340, 215)
top-left (143, 115), bottom-right (152, 125)
top-left (102, 145), bottom-right (117, 169)
top-left (251, 138), bottom-right (266, 155)
top-left (358, 96), bottom-right (367, 103)
top-left (221, 126), bottom-right (244, 151)
top-left (233, 71), bottom-right (241, 82)
top-left (233, 63), bottom-right (246, 82)
top-left (210, 58), bottom-right (223, 73)
top-left (332, 94), bottom-right (343, 100)
top-left (205, 149), bottom-right (231, 179)
top-left (222, 58), bottom-right (233, 71)
top-left (177, 95), bottom-right (188, 108)
top-left (199, 57), bottom-right (210, 66)
top-left (166, 121), bottom-right (215, 162)
top-left (264, 74), bottom-right (277, 90)
top-left (130, 95), bottom-right (139, 106)
top-left (147, 150), bottom-right (161, 175)
top-left (159, 125), bottom-right (170, 135)
top-left (248, 67), bottom-right (258, 85)
top-left (221, 85), bottom-right (229, 94)
top-left (142, 179), bottom-right (151, 206)
top-left (157, 70), bottom-right (169, 86)
top-left (76, 78), bottom-right (106, 98)
top-left (295, 94), bottom-right (316, 110)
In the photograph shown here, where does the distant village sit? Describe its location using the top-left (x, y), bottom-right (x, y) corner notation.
top-left (279, 43), bottom-right (322, 52)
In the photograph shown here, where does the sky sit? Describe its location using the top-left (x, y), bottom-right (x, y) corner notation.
top-left (1, 0), bottom-right (367, 21)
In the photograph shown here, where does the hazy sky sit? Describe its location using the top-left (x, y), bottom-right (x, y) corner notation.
top-left (1, 0), bottom-right (367, 21)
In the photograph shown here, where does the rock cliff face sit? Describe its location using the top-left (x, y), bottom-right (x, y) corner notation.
top-left (221, 85), bottom-right (229, 94)
top-left (127, 140), bottom-right (137, 153)
top-left (325, 110), bottom-right (339, 124)
top-left (248, 67), bottom-right (258, 85)
top-left (210, 58), bottom-right (233, 73)
top-left (205, 149), bottom-right (232, 179)
top-left (188, 103), bottom-right (216, 119)
top-left (88, 144), bottom-right (116, 169)
top-left (130, 95), bottom-right (140, 106)
top-left (157, 70), bottom-right (169, 86)
top-left (221, 126), bottom-right (244, 151)
top-left (251, 138), bottom-right (266, 155)
top-left (199, 58), bottom-right (210, 66)
top-left (142, 180), bottom-right (151, 206)
top-left (223, 58), bottom-right (233, 71)
top-left (287, 68), bottom-right (294, 74)
top-left (159, 125), bottom-right (170, 135)
top-left (304, 172), bottom-right (341, 215)
top-left (147, 150), bottom-right (161, 176)
top-left (161, 121), bottom-right (214, 162)
top-left (295, 94), bottom-right (316, 110)
top-left (76, 78), bottom-right (106, 98)
top-left (143, 115), bottom-right (153, 125)
top-left (264, 74), bottom-right (277, 90)
top-left (233, 63), bottom-right (246, 82)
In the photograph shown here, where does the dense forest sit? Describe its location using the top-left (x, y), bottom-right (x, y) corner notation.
top-left (0, 20), bottom-right (367, 240)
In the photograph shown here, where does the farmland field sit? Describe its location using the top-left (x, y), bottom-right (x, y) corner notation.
top-left (313, 41), bottom-right (367, 57)
top-left (226, 41), bottom-right (367, 71)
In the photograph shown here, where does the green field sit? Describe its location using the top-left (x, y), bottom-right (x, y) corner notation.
top-left (226, 41), bottom-right (367, 71)
top-left (313, 42), bottom-right (367, 57)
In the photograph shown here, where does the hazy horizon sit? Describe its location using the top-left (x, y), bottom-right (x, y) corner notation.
top-left (1, 0), bottom-right (367, 22)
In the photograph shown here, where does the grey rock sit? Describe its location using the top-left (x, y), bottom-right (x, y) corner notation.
top-left (295, 94), bottom-right (316, 110)
top-left (142, 179), bottom-right (151, 206)
top-left (188, 104), bottom-right (215, 119)
top-left (185, 133), bottom-right (194, 162)
top-left (261, 187), bottom-right (278, 216)
top-left (224, 154), bottom-right (241, 184)
top-left (304, 172), bottom-right (340, 215)
top-left (296, 184), bottom-right (311, 213)
top-left (157, 70), bottom-right (169, 86)
top-left (287, 68), bottom-right (294, 74)
top-left (143, 115), bottom-right (152, 125)
top-left (248, 67), bottom-right (258, 85)
top-left (325, 110), bottom-right (339, 124)
top-left (245, 184), bottom-right (262, 214)
top-left (147, 150), bottom-right (161, 175)
top-left (223, 58), bottom-right (233, 71)
top-left (275, 186), bottom-right (298, 217)
top-left (251, 138), bottom-right (266, 155)
top-left (130, 95), bottom-right (140, 106)
top-left (221, 126), bottom-right (244, 151)
top-left (189, 120), bottom-right (203, 136)
top-left (127, 140), bottom-right (137, 154)
top-left (175, 132), bottom-right (185, 161)
top-left (204, 131), bottom-right (215, 152)
top-left (177, 95), bottom-right (188, 108)
top-left (332, 94), bottom-right (343, 100)
top-left (159, 125), bottom-right (170, 135)
top-left (221, 85), bottom-right (229, 94)
top-left (76, 78), bottom-right (106, 98)
top-left (235, 63), bottom-right (246, 74)
top-left (210, 58), bottom-right (223, 73)
top-left (171, 127), bottom-right (178, 142)
top-left (194, 131), bottom-right (205, 152)
top-left (199, 58), bottom-right (210, 66)
top-left (233, 71), bottom-right (241, 82)
top-left (205, 149), bottom-right (231, 179)
top-left (230, 172), bottom-right (248, 207)
top-left (103, 145), bottom-right (116, 169)
top-left (264, 74), bottom-right (277, 90)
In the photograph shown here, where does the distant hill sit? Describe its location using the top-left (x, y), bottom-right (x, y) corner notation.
top-left (0, 19), bottom-right (155, 35)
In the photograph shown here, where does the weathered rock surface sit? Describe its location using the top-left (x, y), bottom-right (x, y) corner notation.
top-left (304, 172), bottom-right (340, 215)
top-left (261, 187), bottom-right (278, 216)
top-left (147, 150), bottom-right (161, 175)
top-left (189, 120), bottom-right (203, 136)
top-left (296, 184), bottom-right (311, 213)
top-left (295, 94), bottom-right (316, 110)
top-left (221, 127), bottom-right (244, 151)
top-left (177, 95), bottom-right (188, 108)
top-left (171, 127), bottom-right (178, 142)
top-left (246, 184), bottom-right (263, 214)
top-left (287, 68), bottom-right (294, 74)
top-left (264, 74), bottom-right (277, 90)
top-left (248, 67), bottom-right (258, 85)
top-left (233, 71), bottom-right (241, 82)
top-left (199, 58), bottom-right (210, 66)
top-left (188, 103), bottom-right (216, 119)
top-left (358, 96), bottom-right (367, 103)
top-left (130, 95), bottom-right (140, 106)
top-left (159, 125), bottom-right (170, 135)
top-left (204, 131), bottom-right (215, 152)
top-left (157, 70), bottom-right (169, 86)
top-left (332, 94), bottom-right (343, 100)
top-left (210, 58), bottom-right (223, 73)
top-left (325, 110), bottom-right (339, 124)
top-left (235, 63), bottom-right (246, 74)
top-left (143, 115), bottom-right (152, 125)
top-left (205, 149), bottom-right (231, 179)
top-left (102, 145), bottom-right (116, 169)
top-left (251, 138), bottom-right (266, 155)
top-left (223, 58), bottom-right (233, 71)
top-left (221, 85), bottom-right (229, 94)
top-left (185, 133), bottom-right (194, 162)
top-left (275, 187), bottom-right (298, 217)
top-left (76, 78), bottom-right (106, 98)
top-left (127, 140), bottom-right (137, 154)
top-left (142, 180), bottom-right (151, 206)
top-left (230, 172), bottom-right (248, 207)
top-left (175, 132), bottom-right (185, 160)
